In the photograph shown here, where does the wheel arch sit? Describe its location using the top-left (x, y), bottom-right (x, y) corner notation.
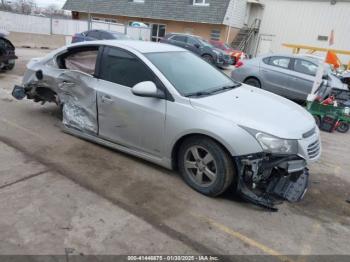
top-left (243, 76), bottom-right (262, 87)
top-left (171, 133), bottom-right (235, 170)
top-left (201, 53), bottom-right (213, 58)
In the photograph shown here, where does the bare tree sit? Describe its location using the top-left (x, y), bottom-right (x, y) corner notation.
top-left (14, 0), bottom-right (36, 14)
top-left (46, 4), bottom-right (59, 14)
top-left (0, 0), bottom-right (13, 11)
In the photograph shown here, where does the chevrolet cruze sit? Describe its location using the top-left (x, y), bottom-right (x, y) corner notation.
top-left (12, 41), bottom-right (321, 210)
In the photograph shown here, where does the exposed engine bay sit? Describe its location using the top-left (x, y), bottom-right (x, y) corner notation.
top-left (236, 153), bottom-right (309, 211)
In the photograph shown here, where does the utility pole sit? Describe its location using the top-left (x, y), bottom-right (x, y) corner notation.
top-left (88, 0), bottom-right (92, 30)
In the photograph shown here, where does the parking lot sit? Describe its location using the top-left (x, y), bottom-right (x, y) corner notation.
top-left (0, 48), bottom-right (350, 259)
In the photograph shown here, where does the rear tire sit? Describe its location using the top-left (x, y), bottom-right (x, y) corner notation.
top-left (244, 77), bottom-right (261, 88)
top-left (178, 136), bottom-right (235, 197)
top-left (202, 54), bottom-right (214, 65)
top-left (4, 62), bottom-right (15, 71)
top-left (336, 122), bottom-right (349, 133)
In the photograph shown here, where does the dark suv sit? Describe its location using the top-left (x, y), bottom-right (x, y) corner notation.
top-left (160, 33), bottom-right (233, 68)
top-left (72, 29), bottom-right (130, 43)
top-left (0, 32), bottom-right (17, 71)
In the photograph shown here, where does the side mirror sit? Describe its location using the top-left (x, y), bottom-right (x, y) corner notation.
top-left (194, 43), bottom-right (200, 48)
top-left (131, 81), bottom-right (165, 99)
top-left (36, 70), bottom-right (43, 80)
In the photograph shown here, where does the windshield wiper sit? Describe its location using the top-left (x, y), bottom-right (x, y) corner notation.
top-left (185, 91), bottom-right (214, 97)
top-left (185, 83), bottom-right (241, 98)
top-left (218, 83), bottom-right (242, 91)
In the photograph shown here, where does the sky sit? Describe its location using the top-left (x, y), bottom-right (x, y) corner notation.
top-left (34, 0), bottom-right (66, 8)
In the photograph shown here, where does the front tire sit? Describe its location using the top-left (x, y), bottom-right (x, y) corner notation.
top-left (4, 61), bottom-right (15, 71)
top-left (178, 136), bottom-right (235, 197)
top-left (336, 122), bottom-right (349, 133)
top-left (202, 54), bottom-right (214, 65)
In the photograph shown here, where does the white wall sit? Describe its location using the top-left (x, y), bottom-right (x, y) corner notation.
top-left (0, 11), bottom-right (151, 41)
top-left (258, 0), bottom-right (350, 63)
top-left (0, 11), bottom-right (51, 35)
top-left (223, 0), bottom-right (248, 28)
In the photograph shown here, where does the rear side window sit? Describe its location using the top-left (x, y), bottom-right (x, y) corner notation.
top-left (99, 47), bottom-right (157, 87)
top-left (62, 48), bottom-right (99, 75)
top-left (293, 59), bottom-right (318, 76)
top-left (267, 56), bottom-right (291, 69)
top-left (170, 35), bottom-right (186, 43)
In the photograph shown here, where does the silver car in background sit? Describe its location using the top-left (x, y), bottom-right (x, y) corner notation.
top-left (12, 41), bottom-right (320, 210)
top-left (231, 54), bottom-right (345, 101)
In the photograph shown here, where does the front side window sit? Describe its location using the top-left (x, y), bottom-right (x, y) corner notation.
top-left (146, 51), bottom-right (237, 97)
top-left (268, 56), bottom-right (291, 69)
top-left (293, 59), bottom-right (318, 76)
top-left (99, 47), bottom-right (157, 87)
top-left (187, 37), bottom-right (200, 46)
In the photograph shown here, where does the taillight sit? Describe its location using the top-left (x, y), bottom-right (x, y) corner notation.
top-left (72, 34), bottom-right (78, 41)
top-left (235, 61), bottom-right (244, 68)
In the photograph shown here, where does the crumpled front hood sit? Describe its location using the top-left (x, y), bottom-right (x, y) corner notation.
top-left (190, 85), bottom-right (315, 139)
top-left (328, 74), bottom-right (348, 90)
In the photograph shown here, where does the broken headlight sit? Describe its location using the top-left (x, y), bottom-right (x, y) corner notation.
top-left (255, 132), bottom-right (298, 155)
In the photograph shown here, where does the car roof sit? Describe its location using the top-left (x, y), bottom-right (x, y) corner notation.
top-left (70, 40), bottom-right (185, 54)
top-left (260, 53), bottom-right (322, 64)
top-left (167, 32), bottom-right (202, 38)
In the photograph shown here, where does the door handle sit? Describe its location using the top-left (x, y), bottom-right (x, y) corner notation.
top-left (61, 81), bottom-right (75, 87)
top-left (101, 95), bottom-right (113, 103)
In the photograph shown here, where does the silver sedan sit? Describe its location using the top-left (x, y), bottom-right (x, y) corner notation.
top-left (231, 54), bottom-right (345, 101)
top-left (12, 41), bottom-right (320, 210)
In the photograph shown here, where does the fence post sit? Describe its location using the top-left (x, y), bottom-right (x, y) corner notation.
top-left (50, 16), bottom-right (53, 35)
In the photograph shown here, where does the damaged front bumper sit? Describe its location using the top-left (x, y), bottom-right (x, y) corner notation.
top-left (235, 153), bottom-right (309, 211)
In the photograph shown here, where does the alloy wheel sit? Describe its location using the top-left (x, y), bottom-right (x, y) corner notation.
top-left (184, 146), bottom-right (217, 187)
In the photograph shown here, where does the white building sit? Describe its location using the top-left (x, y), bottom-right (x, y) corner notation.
top-left (254, 0), bottom-right (350, 63)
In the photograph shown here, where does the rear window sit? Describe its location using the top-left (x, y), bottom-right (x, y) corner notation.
top-left (265, 56), bottom-right (291, 69)
top-left (87, 30), bottom-right (101, 39)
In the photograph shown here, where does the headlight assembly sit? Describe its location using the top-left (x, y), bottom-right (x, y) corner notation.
top-left (241, 126), bottom-right (298, 155)
top-left (255, 132), bottom-right (298, 155)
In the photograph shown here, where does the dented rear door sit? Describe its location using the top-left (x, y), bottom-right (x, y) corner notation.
top-left (56, 70), bottom-right (99, 135)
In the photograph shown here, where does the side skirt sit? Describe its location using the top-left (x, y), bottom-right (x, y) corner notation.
top-left (61, 125), bottom-right (172, 170)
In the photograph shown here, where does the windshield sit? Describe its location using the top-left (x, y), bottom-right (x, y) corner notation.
top-left (196, 38), bottom-right (214, 48)
top-left (146, 51), bottom-right (239, 97)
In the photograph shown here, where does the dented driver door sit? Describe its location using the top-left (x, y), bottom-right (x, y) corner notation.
top-left (96, 47), bottom-right (166, 157)
top-left (56, 70), bottom-right (99, 135)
